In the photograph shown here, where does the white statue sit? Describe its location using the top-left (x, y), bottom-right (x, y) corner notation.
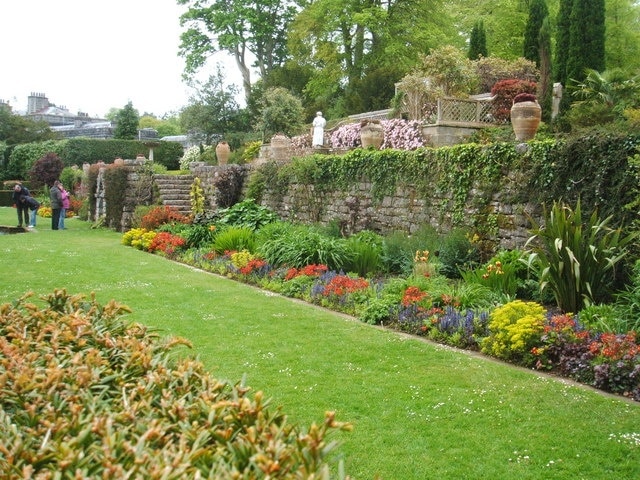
top-left (312, 111), bottom-right (326, 147)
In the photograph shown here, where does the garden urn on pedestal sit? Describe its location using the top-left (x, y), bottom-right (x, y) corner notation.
top-left (360, 119), bottom-right (384, 149)
top-left (215, 141), bottom-right (231, 165)
top-left (270, 133), bottom-right (292, 162)
top-left (510, 93), bottom-right (542, 142)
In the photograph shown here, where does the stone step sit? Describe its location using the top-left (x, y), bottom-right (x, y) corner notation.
top-left (154, 174), bottom-right (195, 215)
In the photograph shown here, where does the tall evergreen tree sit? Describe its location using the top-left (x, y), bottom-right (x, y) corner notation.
top-left (113, 102), bottom-right (140, 140)
top-left (468, 20), bottom-right (488, 60)
top-left (567, 0), bottom-right (606, 83)
top-left (555, 0), bottom-right (573, 86)
top-left (523, 0), bottom-right (549, 67)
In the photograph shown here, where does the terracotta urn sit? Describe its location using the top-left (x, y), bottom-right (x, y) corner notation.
top-left (215, 141), bottom-right (231, 165)
top-left (510, 95), bottom-right (542, 142)
top-left (360, 120), bottom-right (384, 149)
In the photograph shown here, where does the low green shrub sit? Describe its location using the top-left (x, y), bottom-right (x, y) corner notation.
top-left (578, 303), bottom-right (626, 334)
top-left (438, 228), bottom-right (481, 279)
top-left (216, 198), bottom-right (279, 231)
top-left (0, 290), bottom-right (350, 477)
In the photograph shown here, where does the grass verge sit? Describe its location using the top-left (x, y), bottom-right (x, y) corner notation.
top-left (1, 207), bottom-right (639, 479)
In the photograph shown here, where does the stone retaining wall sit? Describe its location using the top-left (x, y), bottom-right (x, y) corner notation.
top-left (258, 173), bottom-right (541, 250)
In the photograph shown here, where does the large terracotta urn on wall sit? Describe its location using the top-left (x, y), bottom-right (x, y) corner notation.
top-left (360, 119), bottom-right (384, 149)
top-left (215, 141), bottom-right (231, 165)
top-left (510, 93), bottom-right (542, 142)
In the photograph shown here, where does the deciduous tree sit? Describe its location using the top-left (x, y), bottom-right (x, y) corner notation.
top-left (180, 68), bottom-right (247, 145)
top-left (177, 0), bottom-right (301, 103)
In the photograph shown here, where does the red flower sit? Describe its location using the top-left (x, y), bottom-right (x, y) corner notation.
top-left (148, 232), bottom-right (186, 255)
top-left (401, 286), bottom-right (428, 306)
top-left (323, 275), bottom-right (369, 297)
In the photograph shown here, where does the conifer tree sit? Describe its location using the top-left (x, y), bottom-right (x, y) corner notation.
top-left (468, 21), bottom-right (488, 60)
top-left (555, 0), bottom-right (573, 86)
top-left (113, 102), bottom-right (140, 140)
top-left (567, 0), bottom-right (606, 83)
top-left (523, 0), bottom-right (549, 67)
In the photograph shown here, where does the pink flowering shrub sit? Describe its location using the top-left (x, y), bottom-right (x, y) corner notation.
top-left (330, 119), bottom-right (426, 150)
top-left (381, 119), bottom-right (426, 150)
top-left (330, 123), bottom-right (361, 149)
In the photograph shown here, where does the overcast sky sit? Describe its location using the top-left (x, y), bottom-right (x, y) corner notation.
top-left (0, 0), bottom-right (240, 118)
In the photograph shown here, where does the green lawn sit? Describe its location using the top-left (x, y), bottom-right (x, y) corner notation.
top-left (1, 207), bottom-right (639, 479)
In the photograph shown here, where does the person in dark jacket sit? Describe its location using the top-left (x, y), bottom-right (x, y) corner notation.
top-left (49, 180), bottom-right (63, 230)
top-left (11, 183), bottom-right (30, 228)
top-left (21, 195), bottom-right (40, 228)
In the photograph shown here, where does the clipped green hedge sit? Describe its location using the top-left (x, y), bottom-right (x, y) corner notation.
top-left (8, 138), bottom-right (183, 178)
top-left (0, 290), bottom-right (349, 478)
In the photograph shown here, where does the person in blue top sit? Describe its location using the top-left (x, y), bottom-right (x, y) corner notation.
top-left (11, 183), bottom-right (30, 228)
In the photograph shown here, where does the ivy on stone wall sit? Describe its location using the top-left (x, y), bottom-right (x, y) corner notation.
top-left (253, 143), bottom-right (523, 225)
top-left (249, 132), bottom-right (639, 233)
top-left (104, 165), bottom-right (129, 230)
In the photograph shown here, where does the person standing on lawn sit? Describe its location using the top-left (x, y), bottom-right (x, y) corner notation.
top-left (58, 182), bottom-right (70, 229)
top-left (12, 183), bottom-right (30, 228)
top-left (49, 180), bottom-right (63, 230)
top-left (21, 195), bottom-right (40, 228)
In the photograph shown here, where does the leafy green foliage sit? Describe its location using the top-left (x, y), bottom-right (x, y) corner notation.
top-left (214, 198), bottom-right (279, 231)
top-left (343, 231), bottom-right (384, 277)
top-left (568, 68), bottom-right (640, 127)
top-left (103, 165), bottom-right (130, 230)
top-left (567, 0), bottom-right (606, 83)
top-left (0, 105), bottom-right (57, 148)
top-left (525, 199), bottom-right (635, 313)
top-left (255, 87), bottom-right (305, 138)
top-left (59, 166), bottom-right (84, 194)
top-left (418, 45), bottom-right (479, 96)
top-left (438, 229), bottom-right (480, 279)
top-left (0, 289), bottom-right (349, 477)
top-left (180, 68), bottom-right (248, 144)
top-left (613, 259), bottom-right (640, 333)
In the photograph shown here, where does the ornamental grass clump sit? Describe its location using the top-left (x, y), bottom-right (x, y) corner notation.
top-left (0, 290), bottom-right (351, 478)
